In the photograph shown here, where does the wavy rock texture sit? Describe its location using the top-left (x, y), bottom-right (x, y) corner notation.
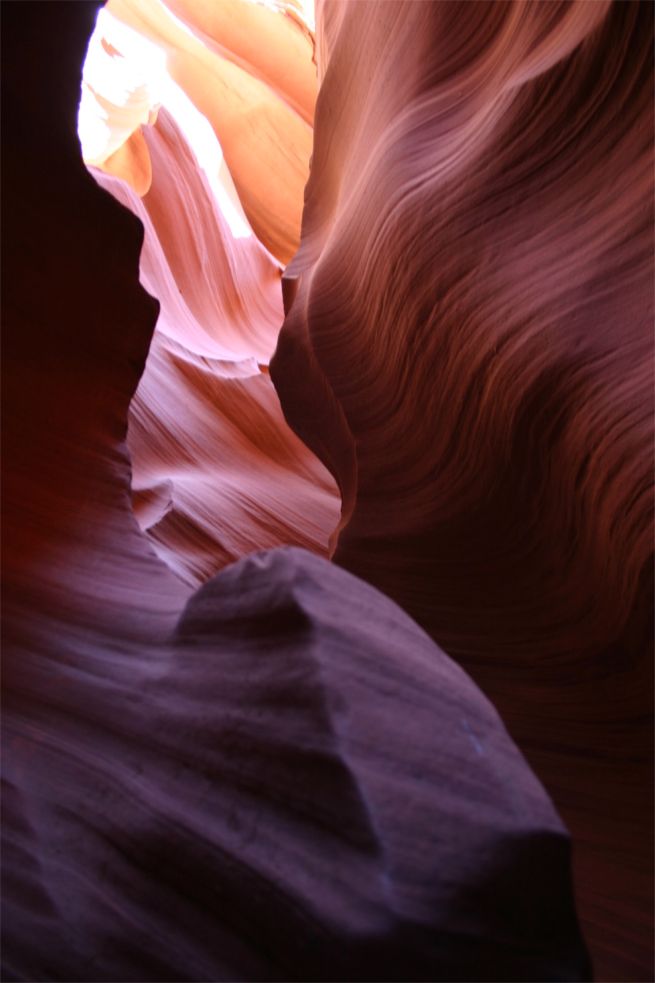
top-left (1, 2), bottom-right (652, 982)
top-left (271, 2), bottom-right (654, 979)
top-left (2, 0), bottom-right (591, 965)
top-left (80, 3), bottom-right (338, 585)
top-left (102, 0), bottom-right (316, 265)
top-left (5, 532), bottom-right (592, 982)
top-left (1, 1), bottom-right (590, 980)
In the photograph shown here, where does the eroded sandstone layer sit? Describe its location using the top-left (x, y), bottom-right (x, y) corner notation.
top-left (2, 1), bottom-right (653, 981)
top-left (271, 2), bottom-right (654, 978)
top-left (77, 1), bottom-right (339, 585)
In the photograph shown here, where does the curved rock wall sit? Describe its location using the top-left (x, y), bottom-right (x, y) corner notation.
top-left (80, 2), bottom-right (339, 584)
top-left (271, 2), bottom-right (654, 978)
top-left (2, 1), bottom-right (653, 981)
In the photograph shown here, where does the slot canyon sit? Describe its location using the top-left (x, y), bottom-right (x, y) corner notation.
top-left (2, 1), bottom-right (653, 981)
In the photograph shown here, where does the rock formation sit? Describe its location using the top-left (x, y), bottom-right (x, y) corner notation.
top-left (1, 1), bottom-right (653, 981)
top-left (78, 1), bottom-right (338, 585)
top-left (272, 3), bottom-right (654, 977)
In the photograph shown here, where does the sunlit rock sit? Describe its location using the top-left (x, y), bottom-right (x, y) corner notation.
top-left (79, 3), bottom-right (338, 585)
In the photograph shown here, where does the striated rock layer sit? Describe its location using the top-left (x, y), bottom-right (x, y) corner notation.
top-left (2, 0), bottom-right (653, 980)
top-left (100, 0), bottom-right (316, 265)
top-left (271, 1), bottom-right (654, 979)
top-left (2, 2), bottom-right (593, 982)
top-left (79, 0), bottom-right (339, 585)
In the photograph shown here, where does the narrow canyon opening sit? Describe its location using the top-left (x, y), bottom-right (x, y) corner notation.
top-left (77, 0), bottom-right (339, 587)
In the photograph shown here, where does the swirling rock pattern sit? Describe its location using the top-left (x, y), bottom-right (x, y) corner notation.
top-left (94, 112), bottom-right (338, 585)
top-left (4, 535), bottom-right (592, 981)
top-left (271, 1), bottom-right (654, 979)
top-left (1, 1), bottom-right (652, 982)
top-left (2, 2), bottom-right (590, 981)
top-left (79, 1), bottom-right (339, 585)
top-left (103, 0), bottom-right (316, 265)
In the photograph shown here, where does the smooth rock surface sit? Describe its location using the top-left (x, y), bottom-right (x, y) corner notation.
top-left (271, 2), bottom-right (654, 978)
top-left (3, 542), bottom-right (592, 982)
top-left (1, 2), bottom-right (652, 981)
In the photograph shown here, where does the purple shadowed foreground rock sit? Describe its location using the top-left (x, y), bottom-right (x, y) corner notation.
top-left (4, 548), bottom-right (590, 982)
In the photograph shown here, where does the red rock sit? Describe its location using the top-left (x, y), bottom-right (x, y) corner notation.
top-left (271, 2), bottom-right (654, 978)
top-left (1, 1), bottom-right (652, 980)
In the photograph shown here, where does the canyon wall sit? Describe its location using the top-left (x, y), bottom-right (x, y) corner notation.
top-left (2, 1), bottom-right (653, 981)
top-left (79, 0), bottom-right (339, 584)
top-left (271, 2), bottom-right (654, 978)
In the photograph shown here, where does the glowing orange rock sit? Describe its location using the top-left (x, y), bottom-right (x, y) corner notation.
top-left (102, 0), bottom-right (315, 263)
top-left (81, 2), bottom-right (338, 585)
